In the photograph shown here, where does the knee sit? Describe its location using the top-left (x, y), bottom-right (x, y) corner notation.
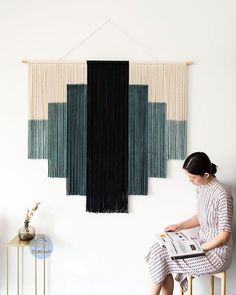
top-left (164, 274), bottom-right (174, 281)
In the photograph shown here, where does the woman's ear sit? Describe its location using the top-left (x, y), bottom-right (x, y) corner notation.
top-left (204, 173), bottom-right (210, 178)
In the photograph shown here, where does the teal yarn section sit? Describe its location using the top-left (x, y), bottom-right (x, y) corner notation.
top-left (166, 120), bottom-right (187, 160)
top-left (148, 103), bottom-right (167, 178)
top-left (28, 120), bottom-right (48, 159)
top-left (128, 85), bottom-right (148, 195)
top-left (48, 103), bottom-right (67, 177)
top-left (67, 84), bottom-right (87, 195)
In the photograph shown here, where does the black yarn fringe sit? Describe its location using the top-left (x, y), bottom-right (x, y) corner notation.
top-left (86, 61), bottom-right (129, 213)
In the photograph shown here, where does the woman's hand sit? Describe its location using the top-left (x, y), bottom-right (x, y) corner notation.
top-left (164, 224), bottom-right (181, 232)
top-left (201, 243), bottom-right (208, 251)
top-left (164, 215), bottom-right (200, 232)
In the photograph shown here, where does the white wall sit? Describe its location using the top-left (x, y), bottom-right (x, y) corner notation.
top-left (0, 0), bottom-right (236, 294)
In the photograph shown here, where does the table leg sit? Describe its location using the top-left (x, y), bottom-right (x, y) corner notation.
top-left (17, 247), bottom-right (20, 295)
top-left (7, 247), bottom-right (9, 295)
top-left (43, 236), bottom-right (46, 295)
top-left (35, 251), bottom-right (37, 295)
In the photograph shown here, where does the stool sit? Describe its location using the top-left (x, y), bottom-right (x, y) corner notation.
top-left (210, 272), bottom-right (226, 295)
top-left (180, 272), bottom-right (226, 295)
top-left (180, 276), bottom-right (192, 295)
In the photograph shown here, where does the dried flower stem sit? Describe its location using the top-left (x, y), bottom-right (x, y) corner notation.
top-left (24, 202), bottom-right (41, 226)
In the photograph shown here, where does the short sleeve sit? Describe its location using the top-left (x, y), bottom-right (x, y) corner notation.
top-left (217, 191), bottom-right (233, 232)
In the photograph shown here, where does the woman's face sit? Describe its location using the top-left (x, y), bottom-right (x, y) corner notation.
top-left (184, 170), bottom-right (210, 186)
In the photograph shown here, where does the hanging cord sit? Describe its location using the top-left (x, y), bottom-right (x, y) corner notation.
top-left (109, 19), bottom-right (157, 60)
top-left (58, 18), bottom-right (111, 61)
top-left (57, 17), bottom-right (157, 61)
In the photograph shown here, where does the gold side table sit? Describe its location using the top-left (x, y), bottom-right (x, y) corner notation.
top-left (7, 234), bottom-right (46, 295)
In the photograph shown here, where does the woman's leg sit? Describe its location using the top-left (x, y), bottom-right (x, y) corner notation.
top-left (148, 273), bottom-right (163, 295)
top-left (160, 274), bottom-right (174, 295)
top-left (148, 273), bottom-right (174, 295)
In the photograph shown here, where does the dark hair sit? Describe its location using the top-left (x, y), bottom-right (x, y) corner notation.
top-left (182, 152), bottom-right (217, 176)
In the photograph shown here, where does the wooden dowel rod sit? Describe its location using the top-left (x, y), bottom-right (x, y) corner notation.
top-left (21, 59), bottom-right (193, 65)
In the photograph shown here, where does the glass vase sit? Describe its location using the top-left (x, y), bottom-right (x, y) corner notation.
top-left (18, 221), bottom-right (35, 241)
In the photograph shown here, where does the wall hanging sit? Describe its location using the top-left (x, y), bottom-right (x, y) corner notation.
top-left (23, 17), bottom-right (191, 212)
top-left (24, 60), bottom-right (189, 213)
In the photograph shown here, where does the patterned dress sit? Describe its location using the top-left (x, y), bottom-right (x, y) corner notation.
top-left (145, 178), bottom-right (233, 292)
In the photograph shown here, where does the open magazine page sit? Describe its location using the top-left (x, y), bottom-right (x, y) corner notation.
top-left (155, 231), bottom-right (205, 260)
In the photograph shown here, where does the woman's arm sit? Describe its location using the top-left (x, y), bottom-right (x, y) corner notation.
top-left (164, 215), bottom-right (200, 232)
top-left (202, 189), bottom-right (233, 251)
top-left (201, 231), bottom-right (231, 251)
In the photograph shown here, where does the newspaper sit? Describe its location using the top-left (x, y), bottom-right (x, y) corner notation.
top-left (155, 231), bottom-right (205, 260)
